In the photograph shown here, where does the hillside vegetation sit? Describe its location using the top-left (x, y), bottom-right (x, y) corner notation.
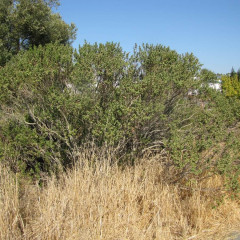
top-left (1, 1), bottom-right (240, 239)
top-left (1, 42), bottom-right (240, 189)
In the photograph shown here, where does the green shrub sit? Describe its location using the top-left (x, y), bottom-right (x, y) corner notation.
top-left (1, 42), bottom-right (240, 191)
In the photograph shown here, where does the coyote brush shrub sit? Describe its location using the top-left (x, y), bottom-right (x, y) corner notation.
top-left (0, 42), bottom-right (240, 190)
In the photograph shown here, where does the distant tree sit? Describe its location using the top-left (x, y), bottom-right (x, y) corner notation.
top-left (222, 67), bottom-right (240, 97)
top-left (230, 67), bottom-right (236, 77)
top-left (222, 74), bottom-right (240, 97)
top-left (200, 68), bottom-right (217, 83)
top-left (0, 0), bottom-right (76, 66)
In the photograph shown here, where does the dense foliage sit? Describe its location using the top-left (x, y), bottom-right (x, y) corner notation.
top-left (222, 68), bottom-right (240, 97)
top-left (0, 41), bottom-right (240, 189)
top-left (0, 0), bottom-right (76, 66)
top-left (0, 0), bottom-right (239, 190)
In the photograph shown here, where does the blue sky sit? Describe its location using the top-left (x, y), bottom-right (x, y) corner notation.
top-left (58, 0), bottom-right (240, 74)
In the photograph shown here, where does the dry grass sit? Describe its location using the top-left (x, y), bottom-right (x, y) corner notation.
top-left (0, 164), bottom-right (23, 239)
top-left (1, 153), bottom-right (240, 240)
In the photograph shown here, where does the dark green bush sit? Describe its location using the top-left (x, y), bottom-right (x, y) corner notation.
top-left (1, 42), bottom-right (240, 190)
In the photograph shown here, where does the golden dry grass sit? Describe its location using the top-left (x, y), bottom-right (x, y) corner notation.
top-left (1, 154), bottom-right (240, 240)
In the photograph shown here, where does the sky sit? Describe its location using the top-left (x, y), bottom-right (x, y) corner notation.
top-left (58, 0), bottom-right (240, 74)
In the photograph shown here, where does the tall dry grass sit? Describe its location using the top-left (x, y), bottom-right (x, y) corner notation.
top-left (0, 164), bottom-right (24, 239)
top-left (1, 153), bottom-right (240, 240)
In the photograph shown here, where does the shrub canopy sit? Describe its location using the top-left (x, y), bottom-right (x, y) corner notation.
top-left (1, 42), bottom-right (240, 189)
